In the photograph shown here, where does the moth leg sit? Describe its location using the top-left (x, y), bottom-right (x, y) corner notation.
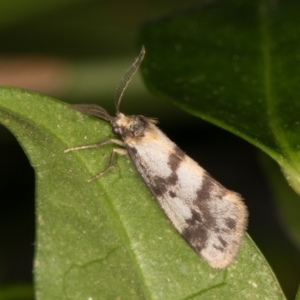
top-left (65, 138), bottom-right (127, 181)
top-left (64, 138), bottom-right (124, 153)
top-left (87, 148), bottom-right (127, 182)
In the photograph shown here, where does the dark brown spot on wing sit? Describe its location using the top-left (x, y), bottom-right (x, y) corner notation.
top-left (169, 191), bottom-right (176, 198)
top-left (167, 146), bottom-right (185, 172)
top-left (182, 223), bottom-right (208, 252)
top-left (193, 174), bottom-right (228, 231)
top-left (185, 210), bottom-right (202, 226)
top-left (195, 186), bottom-right (217, 230)
top-left (218, 236), bottom-right (228, 248)
top-left (167, 172), bottom-right (178, 185)
top-left (181, 176), bottom-right (230, 255)
top-left (182, 210), bottom-right (207, 252)
top-left (196, 173), bottom-right (223, 202)
top-left (152, 176), bottom-right (168, 196)
top-left (213, 244), bottom-right (225, 252)
top-left (197, 174), bottom-right (213, 200)
top-left (151, 172), bottom-right (178, 197)
top-left (225, 218), bottom-right (236, 230)
top-left (167, 153), bottom-right (181, 172)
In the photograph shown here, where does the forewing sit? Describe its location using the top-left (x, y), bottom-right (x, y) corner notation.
top-left (125, 127), bottom-right (247, 268)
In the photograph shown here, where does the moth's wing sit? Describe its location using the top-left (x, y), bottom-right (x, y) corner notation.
top-left (125, 127), bottom-right (248, 269)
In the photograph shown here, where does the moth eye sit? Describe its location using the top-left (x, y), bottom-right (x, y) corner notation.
top-left (112, 126), bottom-right (121, 135)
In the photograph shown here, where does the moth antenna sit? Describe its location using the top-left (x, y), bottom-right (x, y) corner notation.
top-left (114, 46), bottom-right (145, 114)
top-left (69, 104), bottom-right (113, 122)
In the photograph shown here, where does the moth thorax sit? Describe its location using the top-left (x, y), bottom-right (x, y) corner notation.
top-left (113, 114), bottom-right (149, 137)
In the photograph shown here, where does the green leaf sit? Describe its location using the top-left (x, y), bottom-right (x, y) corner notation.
top-left (259, 152), bottom-right (300, 250)
top-left (296, 285), bottom-right (300, 300)
top-left (0, 87), bottom-right (285, 299)
top-left (138, 0), bottom-right (300, 197)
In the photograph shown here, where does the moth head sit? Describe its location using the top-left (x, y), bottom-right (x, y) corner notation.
top-left (112, 113), bottom-right (153, 138)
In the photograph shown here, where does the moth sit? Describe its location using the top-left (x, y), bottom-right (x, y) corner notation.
top-left (65, 46), bottom-right (248, 268)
